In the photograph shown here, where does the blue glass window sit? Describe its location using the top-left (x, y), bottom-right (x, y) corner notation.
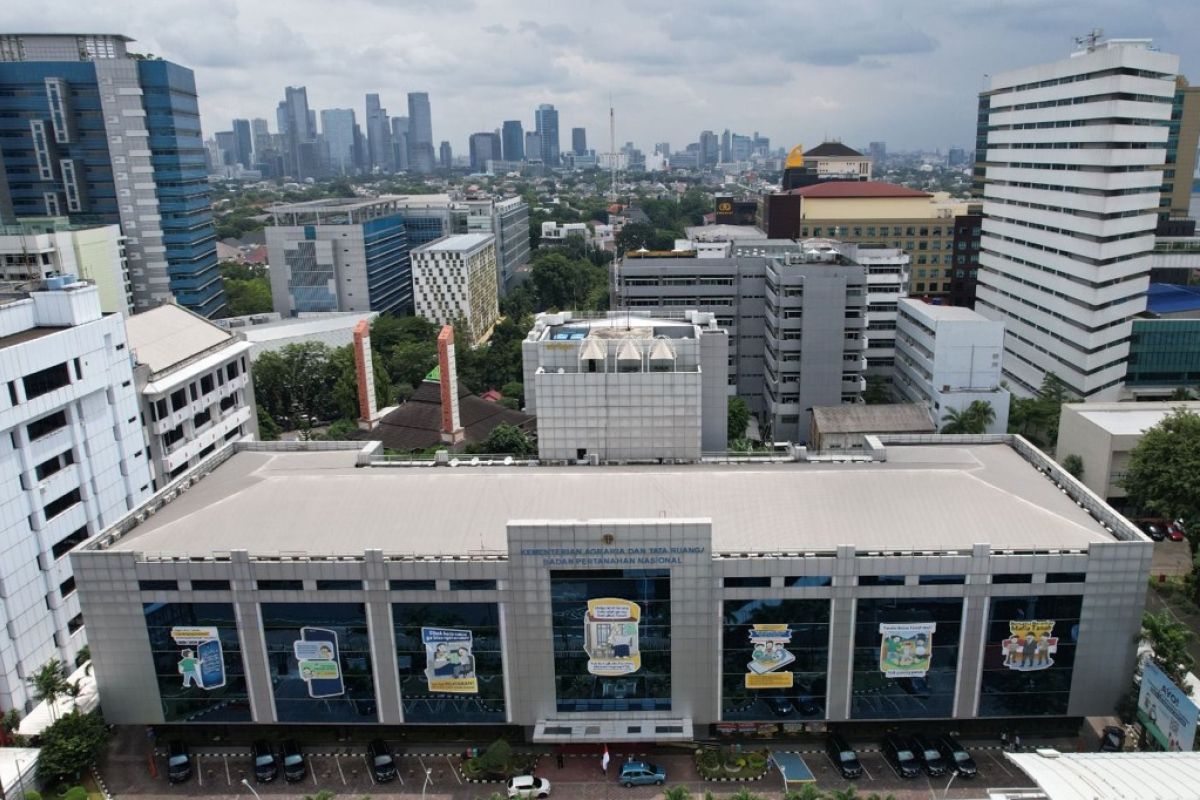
top-left (143, 602), bottom-right (250, 722)
top-left (722, 598), bottom-right (830, 720)
top-left (978, 595), bottom-right (1082, 717)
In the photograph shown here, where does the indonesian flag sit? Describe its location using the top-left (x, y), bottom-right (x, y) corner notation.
top-left (601, 746), bottom-right (610, 772)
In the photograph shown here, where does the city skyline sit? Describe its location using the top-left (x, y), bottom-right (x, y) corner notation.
top-left (6, 0), bottom-right (1199, 155)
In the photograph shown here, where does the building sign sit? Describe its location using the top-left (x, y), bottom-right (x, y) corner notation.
top-left (170, 626), bottom-right (225, 690)
top-left (293, 627), bottom-right (344, 698)
top-left (585, 598), bottom-right (641, 675)
top-left (745, 624), bottom-right (795, 689)
top-left (879, 622), bottom-right (935, 678)
top-left (1001, 620), bottom-right (1058, 671)
top-left (519, 545), bottom-right (706, 568)
top-left (1138, 661), bottom-right (1198, 752)
top-left (422, 627), bottom-right (478, 693)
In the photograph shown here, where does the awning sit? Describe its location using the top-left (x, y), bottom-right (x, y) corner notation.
top-left (0, 748), bottom-right (39, 797)
top-left (649, 338), bottom-right (676, 361)
top-left (18, 662), bottom-right (99, 736)
top-left (579, 337), bottom-right (606, 362)
top-left (534, 717), bottom-right (692, 742)
top-left (616, 340), bottom-right (641, 362)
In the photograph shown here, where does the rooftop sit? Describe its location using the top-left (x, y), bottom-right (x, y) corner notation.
top-left (1007, 751), bottom-right (1200, 800)
top-left (267, 197), bottom-right (398, 213)
top-left (124, 304), bottom-right (235, 376)
top-left (535, 312), bottom-right (707, 342)
top-left (899, 297), bottom-right (992, 322)
top-left (101, 442), bottom-right (1118, 557)
top-left (415, 233), bottom-right (495, 253)
top-left (684, 225), bottom-right (768, 242)
top-left (1145, 283), bottom-right (1200, 317)
top-left (811, 404), bottom-right (936, 434)
top-left (803, 141), bottom-right (865, 158)
top-left (1066, 401), bottom-right (1200, 436)
top-left (785, 181), bottom-right (931, 199)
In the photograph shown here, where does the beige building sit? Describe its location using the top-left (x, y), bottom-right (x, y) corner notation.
top-left (1163, 76), bottom-right (1200, 219)
top-left (412, 233), bottom-right (499, 347)
top-left (802, 141), bottom-right (873, 180)
top-left (792, 183), bottom-right (972, 297)
top-left (0, 219), bottom-right (131, 315)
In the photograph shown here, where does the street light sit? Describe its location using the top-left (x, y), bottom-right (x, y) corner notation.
top-left (241, 778), bottom-right (262, 800)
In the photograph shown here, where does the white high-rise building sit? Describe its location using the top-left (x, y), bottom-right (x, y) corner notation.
top-left (412, 234), bottom-right (499, 347)
top-left (0, 280), bottom-right (153, 711)
top-left (975, 37), bottom-right (1179, 399)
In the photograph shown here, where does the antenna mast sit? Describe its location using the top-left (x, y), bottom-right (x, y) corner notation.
top-left (609, 95), bottom-right (617, 203)
top-left (1074, 28), bottom-right (1103, 51)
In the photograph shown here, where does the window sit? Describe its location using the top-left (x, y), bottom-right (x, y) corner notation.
top-left (722, 598), bottom-right (829, 720)
top-left (52, 526), bottom-right (88, 559)
top-left (162, 425), bottom-right (184, 449)
top-left (27, 410), bottom-right (68, 441)
top-left (43, 487), bottom-right (81, 520)
top-left (1045, 572), bottom-right (1086, 584)
top-left (67, 613), bottom-right (83, 634)
top-left (23, 362), bottom-right (70, 400)
top-left (919, 574), bottom-right (966, 585)
top-left (993, 574), bottom-right (1033, 585)
top-left (226, 361), bottom-right (240, 380)
top-left (59, 576), bottom-right (76, 598)
top-left (390, 579), bottom-right (436, 591)
top-left (449, 579), bottom-right (497, 591)
top-left (200, 375), bottom-right (215, 395)
top-left (257, 580), bottom-right (304, 591)
top-left (193, 408), bottom-right (211, 429)
top-left (979, 595), bottom-right (1082, 717)
top-left (723, 577), bottom-right (771, 588)
top-left (35, 449), bottom-right (75, 481)
top-left (191, 580), bottom-right (231, 591)
top-left (138, 580), bottom-right (179, 591)
top-left (143, 601), bottom-right (250, 722)
top-left (154, 398), bottom-right (168, 420)
top-left (785, 575), bottom-right (832, 587)
top-left (170, 389), bottom-right (187, 412)
top-left (316, 580), bottom-right (363, 591)
top-left (859, 575), bottom-right (905, 586)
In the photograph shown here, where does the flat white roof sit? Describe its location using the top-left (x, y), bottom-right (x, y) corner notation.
top-left (105, 443), bottom-right (1116, 557)
top-left (416, 233), bottom-right (494, 252)
top-left (239, 312), bottom-right (377, 344)
top-left (1007, 751), bottom-right (1200, 800)
top-left (125, 304), bottom-right (235, 375)
top-left (899, 298), bottom-right (990, 322)
top-left (1067, 402), bottom-right (1200, 436)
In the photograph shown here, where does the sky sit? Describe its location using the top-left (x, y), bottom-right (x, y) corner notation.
top-left (5, 0), bottom-right (1199, 156)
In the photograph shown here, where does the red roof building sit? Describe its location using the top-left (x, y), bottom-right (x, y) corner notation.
top-left (784, 181), bottom-right (931, 198)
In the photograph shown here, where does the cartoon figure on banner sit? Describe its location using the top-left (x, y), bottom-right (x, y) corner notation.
top-left (422, 628), bottom-right (478, 693)
top-left (745, 624), bottom-right (795, 689)
top-left (170, 626), bottom-right (226, 691)
top-left (1001, 620), bottom-right (1058, 671)
top-left (879, 622), bottom-right (936, 678)
top-left (293, 627), bottom-right (344, 698)
top-left (585, 598), bottom-right (641, 676)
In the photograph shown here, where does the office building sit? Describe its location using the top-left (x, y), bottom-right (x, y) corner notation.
top-left (0, 218), bottom-right (131, 315)
top-left (468, 132), bottom-right (502, 172)
top-left (524, 132), bottom-right (542, 163)
top-left (534, 104), bottom-right (559, 166)
top-left (856, 247), bottom-right (910, 377)
top-left (699, 130), bottom-right (719, 168)
top-left (975, 38), bottom-right (1178, 399)
top-left (0, 33), bottom-right (225, 317)
top-left (266, 198), bottom-right (413, 316)
top-left (125, 304), bottom-right (255, 487)
top-left (391, 117), bottom-right (409, 171)
top-left (250, 118), bottom-right (270, 162)
top-left (1122, 283), bottom-right (1200, 398)
top-left (320, 109), bottom-right (356, 175)
top-left (411, 234), bottom-right (499, 346)
top-left (948, 208), bottom-right (983, 307)
top-left (465, 196), bottom-right (530, 292)
top-left (231, 119), bottom-right (253, 169)
top-left (894, 299), bottom-right (1010, 433)
top-left (213, 131), bottom-right (237, 167)
top-left (502, 120), bottom-right (525, 162)
top-left (439, 141), bottom-right (452, 170)
top-left (216, 311), bottom-right (379, 362)
top-left (75, 434), bottom-right (1150, 736)
top-left (280, 86), bottom-right (318, 180)
top-left (868, 141), bottom-right (887, 166)
top-left (389, 193), bottom-right (463, 249)
top-left (522, 310), bottom-right (728, 461)
top-left (1160, 76), bottom-right (1200, 220)
top-left (571, 127), bottom-right (587, 156)
top-left (364, 94), bottom-right (392, 173)
top-left (0, 279), bottom-right (153, 712)
top-left (406, 92), bottom-right (434, 174)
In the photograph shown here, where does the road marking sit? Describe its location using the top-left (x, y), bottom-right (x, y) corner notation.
top-left (417, 754), bottom-right (431, 786)
top-left (986, 750), bottom-right (1014, 777)
top-left (363, 756), bottom-right (375, 786)
top-left (196, 756), bottom-right (202, 787)
top-left (336, 754), bottom-right (347, 785)
top-left (223, 756), bottom-right (231, 786)
top-left (310, 755), bottom-right (317, 787)
top-left (446, 756), bottom-right (462, 784)
top-left (860, 758), bottom-right (874, 781)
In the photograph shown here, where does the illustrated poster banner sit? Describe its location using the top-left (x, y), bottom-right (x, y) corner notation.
top-left (1138, 660), bottom-right (1198, 752)
top-left (171, 626), bottom-right (225, 690)
top-left (422, 627), bottom-right (478, 693)
top-left (745, 624), bottom-right (795, 689)
top-left (293, 627), bottom-right (344, 698)
top-left (879, 622), bottom-right (936, 678)
top-left (1001, 620), bottom-right (1058, 671)
top-left (585, 598), bottom-right (641, 676)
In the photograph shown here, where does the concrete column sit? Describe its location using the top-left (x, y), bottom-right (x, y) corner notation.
top-left (364, 549), bottom-right (402, 724)
top-left (953, 543), bottom-right (993, 718)
top-left (826, 545), bottom-right (858, 721)
top-left (230, 550), bottom-right (275, 722)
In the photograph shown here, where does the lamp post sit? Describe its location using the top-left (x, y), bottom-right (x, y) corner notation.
top-left (241, 778), bottom-right (262, 800)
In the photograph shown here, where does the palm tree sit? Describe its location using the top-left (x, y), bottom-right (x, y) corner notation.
top-left (663, 787), bottom-right (692, 800)
top-left (828, 788), bottom-right (861, 800)
top-left (786, 784), bottom-right (825, 800)
top-left (941, 400), bottom-right (996, 434)
top-left (940, 407), bottom-right (973, 434)
top-left (27, 660), bottom-right (69, 720)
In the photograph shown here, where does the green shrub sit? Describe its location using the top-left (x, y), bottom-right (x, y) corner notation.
top-left (62, 787), bottom-right (88, 800)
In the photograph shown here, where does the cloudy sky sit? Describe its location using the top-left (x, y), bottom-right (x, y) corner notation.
top-left (6, 0), bottom-right (1199, 155)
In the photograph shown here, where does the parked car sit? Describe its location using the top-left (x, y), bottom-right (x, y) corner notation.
top-left (766, 695), bottom-right (795, 717)
top-left (825, 733), bottom-right (863, 780)
top-left (935, 734), bottom-right (977, 778)
top-left (912, 733), bottom-right (949, 777)
top-left (881, 734), bottom-right (921, 779)
top-left (1099, 725), bottom-right (1126, 752)
top-left (1168, 521), bottom-right (1187, 542)
top-left (1142, 522), bottom-right (1167, 541)
top-left (252, 740), bottom-right (279, 783)
top-left (167, 741), bottom-right (192, 784)
top-left (368, 739), bottom-right (397, 783)
top-left (507, 775), bottom-right (551, 798)
top-left (618, 761), bottom-right (666, 787)
top-left (282, 739), bottom-right (306, 783)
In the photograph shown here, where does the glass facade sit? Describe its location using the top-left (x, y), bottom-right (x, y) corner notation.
top-left (851, 598), bottom-right (963, 719)
top-left (261, 603), bottom-right (377, 723)
top-left (393, 603), bottom-right (505, 723)
top-left (979, 594), bottom-right (1082, 717)
top-left (362, 215), bottom-right (412, 314)
top-left (1126, 319), bottom-right (1200, 387)
top-left (550, 570), bottom-right (671, 712)
top-left (721, 599), bottom-right (830, 720)
top-left (143, 602), bottom-right (251, 722)
top-left (286, 238), bottom-right (337, 312)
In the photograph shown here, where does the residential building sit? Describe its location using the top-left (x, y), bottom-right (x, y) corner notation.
top-left (265, 198), bottom-right (413, 316)
top-left (522, 310), bottom-right (728, 461)
top-left (809, 404), bottom-right (936, 450)
top-left (856, 246), bottom-right (910, 377)
top-left (75, 435), bottom-right (1150, 736)
top-left (0, 219), bottom-right (131, 314)
top-left (868, 141), bottom-right (887, 166)
top-left (215, 311), bottom-right (379, 361)
top-left (571, 127), bottom-right (586, 155)
top-left (406, 92), bottom-right (434, 174)
top-left (502, 121), bottom-right (525, 162)
top-left (125, 304), bottom-right (255, 488)
top-left (1123, 283), bottom-right (1200, 397)
top-left (391, 117), bottom-right (409, 170)
top-left (365, 93), bottom-right (392, 173)
top-left (534, 104), bottom-right (559, 166)
top-left (468, 132), bottom-right (501, 172)
top-left (0, 279), bottom-right (153, 711)
top-left (411, 233), bottom-right (499, 346)
top-left (1055, 400), bottom-right (1200, 504)
top-left (894, 298), bottom-right (1010, 433)
top-left (0, 33), bottom-right (225, 317)
top-left (231, 119), bottom-right (253, 169)
top-left (540, 221), bottom-right (591, 247)
top-left (466, 196), bottom-right (530, 292)
top-left (975, 37), bottom-right (1179, 399)
top-left (320, 109), bottom-right (357, 175)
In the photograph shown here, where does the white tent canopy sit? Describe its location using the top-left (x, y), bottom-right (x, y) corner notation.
top-left (0, 748), bottom-right (39, 797)
top-left (17, 661), bottom-right (99, 737)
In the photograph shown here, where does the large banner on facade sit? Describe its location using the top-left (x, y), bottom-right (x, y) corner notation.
top-left (585, 598), bottom-right (641, 676)
top-left (171, 626), bottom-right (225, 690)
top-left (745, 624), bottom-right (795, 689)
top-left (1138, 661), bottom-right (1198, 752)
top-left (1001, 620), bottom-right (1058, 671)
top-left (879, 622), bottom-right (936, 678)
top-left (293, 626), bottom-right (344, 698)
top-left (422, 627), bottom-right (478, 693)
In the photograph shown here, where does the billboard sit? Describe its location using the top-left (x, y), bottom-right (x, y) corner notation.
top-left (745, 624), bottom-right (795, 689)
top-left (879, 622), bottom-right (936, 678)
top-left (1138, 661), bottom-right (1198, 752)
top-left (584, 598), bottom-right (641, 676)
top-left (422, 627), bottom-right (478, 693)
top-left (171, 626), bottom-right (225, 690)
top-left (293, 627), bottom-right (344, 698)
top-left (1001, 620), bottom-right (1058, 671)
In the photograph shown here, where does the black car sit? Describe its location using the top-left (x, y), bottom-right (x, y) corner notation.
top-left (1143, 522), bottom-right (1167, 541)
top-left (825, 733), bottom-right (863, 780)
top-left (167, 741), bottom-right (192, 784)
top-left (936, 735), bottom-right (977, 778)
top-left (252, 740), bottom-right (279, 783)
top-left (881, 734), bottom-right (921, 779)
top-left (911, 733), bottom-right (949, 777)
top-left (1099, 725), bottom-right (1126, 752)
top-left (766, 695), bottom-right (795, 717)
top-left (282, 740), bottom-right (306, 783)
top-left (368, 739), bottom-right (397, 783)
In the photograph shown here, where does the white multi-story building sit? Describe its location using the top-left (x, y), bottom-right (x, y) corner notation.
top-left (412, 234), bottom-right (499, 347)
top-left (0, 279), bottom-right (152, 711)
top-left (975, 37), bottom-right (1180, 399)
top-left (465, 196), bottom-right (530, 293)
top-left (0, 219), bottom-right (131, 315)
top-left (522, 310), bottom-right (729, 461)
top-left (124, 304), bottom-right (255, 487)
top-left (894, 298), bottom-right (1010, 433)
top-left (856, 246), bottom-right (909, 378)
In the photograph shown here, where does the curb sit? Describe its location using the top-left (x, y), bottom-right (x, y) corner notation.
top-left (91, 766), bottom-right (115, 800)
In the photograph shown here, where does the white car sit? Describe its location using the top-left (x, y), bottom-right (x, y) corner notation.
top-left (507, 775), bottom-right (551, 798)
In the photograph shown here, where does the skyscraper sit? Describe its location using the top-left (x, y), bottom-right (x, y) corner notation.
top-left (975, 36), bottom-right (1179, 399)
top-left (502, 120), bottom-right (525, 161)
top-left (535, 103), bottom-right (559, 166)
top-left (231, 119), bottom-right (253, 168)
top-left (407, 92), bottom-right (435, 174)
top-left (469, 132), bottom-right (502, 172)
top-left (525, 132), bottom-right (542, 163)
top-left (214, 131), bottom-right (237, 166)
top-left (365, 93), bottom-right (393, 173)
top-left (321, 109), bottom-right (357, 175)
top-left (0, 33), bottom-right (225, 316)
top-left (391, 116), bottom-right (409, 170)
top-left (251, 117), bottom-right (270, 163)
top-left (440, 141), bottom-right (452, 169)
top-left (720, 129), bottom-right (731, 163)
top-left (571, 127), bottom-right (587, 155)
top-left (281, 86), bottom-right (317, 180)
top-left (699, 130), bottom-right (719, 167)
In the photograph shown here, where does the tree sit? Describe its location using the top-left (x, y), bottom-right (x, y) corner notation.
top-left (257, 408), bottom-right (281, 441)
top-left (1007, 373), bottom-right (1075, 449)
top-left (785, 785), bottom-right (825, 800)
top-left (36, 711), bottom-right (109, 783)
top-left (74, 645), bottom-right (90, 669)
top-left (863, 376), bottom-right (891, 405)
top-left (827, 788), bottom-right (860, 800)
top-left (252, 342), bottom-right (342, 428)
top-left (1139, 609), bottom-right (1195, 692)
top-left (28, 660), bottom-right (69, 721)
top-left (474, 424), bottom-right (535, 456)
top-left (1122, 409), bottom-right (1200, 549)
top-left (728, 396), bottom-right (750, 441)
top-left (220, 262), bottom-right (272, 316)
top-left (663, 788), bottom-right (692, 800)
top-left (941, 400), bottom-right (995, 434)
top-left (1061, 454), bottom-right (1085, 480)
top-left (475, 738), bottom-right (512, 775)
top-left (501, 381), bottom-right (525, 407)
top-left (328, 344), bottom-right (392, 421)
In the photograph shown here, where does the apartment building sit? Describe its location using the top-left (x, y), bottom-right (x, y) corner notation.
top-left (411, 234), bottom-right (499, 347)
